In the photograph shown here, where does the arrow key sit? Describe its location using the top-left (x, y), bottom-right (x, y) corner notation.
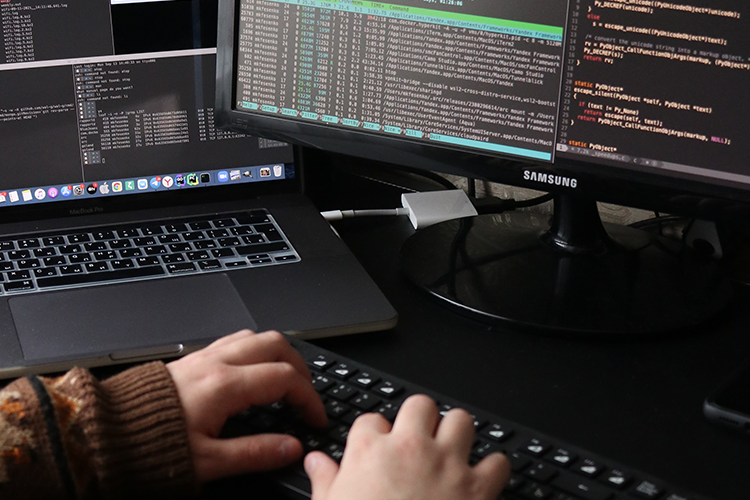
top-left (374, 380), bottom-right (403, 399)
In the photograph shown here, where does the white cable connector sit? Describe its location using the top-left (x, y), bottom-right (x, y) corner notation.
top-left (320, 208), bottom-right (410, 221)
top-left (321, 190), bottom-right (477, 229)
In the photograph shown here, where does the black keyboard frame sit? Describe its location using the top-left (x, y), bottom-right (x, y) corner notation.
top-left (222, 336), bottom-right (711, 500)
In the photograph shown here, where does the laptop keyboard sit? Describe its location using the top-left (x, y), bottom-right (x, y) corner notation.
top-left (0, 210), bottom-right (299, 295)
top-left (222, 337), bottom-right (708, 500)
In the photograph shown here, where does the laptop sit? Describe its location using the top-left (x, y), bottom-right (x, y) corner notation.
top-left (0, 0), bottom-right (396, 379)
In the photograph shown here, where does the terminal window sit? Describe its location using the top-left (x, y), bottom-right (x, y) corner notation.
top-left (234, 0), bottom-right (569, 162)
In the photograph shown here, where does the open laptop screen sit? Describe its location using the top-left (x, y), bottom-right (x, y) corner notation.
top-left (0, 0), bottom-right (294, 209)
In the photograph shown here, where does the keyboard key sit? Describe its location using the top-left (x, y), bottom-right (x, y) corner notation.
top-left (33, 248), bottom-right (57, 257)
top-left (631, 480), bottom-right (664, 499)
top-left (136, 256), bottom-right (160, 267)
top-left (230, 226), bottom-right (253, 235)
top-left (374, 380), bottom-right (403, 399)
top-left (309, 355), bottom-right (335, 371)
top-left (34, 268), bottom-right (58, 278)
top-left (235, 212), bottom-right (270, 225)
top-left (4, 280), bottom-right (34, 292)
top-left (236, 242), bottom-right (290, 256)
top-left (134, 237), bottom-right (157, 246)
top-left (0, 242), bottom-right (15, 251)
top-left (551, 475), bottom-right (613, 500)
top-left (166, 263), bottom-right (197, 274)
top-left (164, 223), bottom-right (187, 233)
top-left (187, 251), bottom-right (211, 261)
top-left (242, 234), bottom-right (265, 244)
top-left (86, 262), bottom-right (110, 273)
top-left (16, 259), bottom-right (41, 269)
top-left (328, 384), bottom-right (358, 401)
top-left (198, 260), bottom-right (222, 270)
top-left (522, 438), bottom-right (551, 457)
top-left (599, 469), bottom-right (631, 489)
top-left (207, 229), bottom-right (229, 238)
top-left (546, 448), bottom-right (577, 468)
top-left (68, 234), bottom-right (90, 243)
top-left (255, 224), bottom-right (283, 241)
top-left (351, 372), bottom-right (379, 388)
top-left (521, 482), bottom-right (553, 499)
top-left (218, 237), bottom-right (242, 247)
top-left (59, 245), bottom-right (82, 254)
top-left (481, 423), bottom-right (513, 442)
top-left (159, 234), bottom-right (182, 244)
top-left (525, 463), bottom-right (558, 483)
top-left (60, 265), bottom-right (83, 275)
top-left (169, 243), bottom-right (192, 253)
top-left (8, 250), bottom-right (31, 260)
top-left (350, 393), bottom-right (381, 411)
top-left (17, 238), bottom-right (40, 248)
top-left (182, 232), bottom-right (206, 241)
top-left (142, 226), bottom-right (163, 236)
top-left (144, 245), bottom-right (167, 255)
top-left (225, 261), bottom-right (248, 268)
top-left (43, 256), bottom-right (66, 266)
top-left (0, 262), bottom-right (13, 271)
top-left (109, 239), bottom-right (132, 249)
top-left (188, 221), bottom-right (212, 230)
top-left (93, 251), bottom-right (117, 261)
top-left (249, 257), bottom-right (273, 265)
top-left (324, 400), bottom-right (350, 419)
top-left (117, 228), bottom-right (140, 238)
top-left (111, 259), bottom-right (135, 270)
top-left (193, 240), bottom-right (217, 250)
top-left (312, 375), bottom-right (336, 392)
top-left (38, 266), bottom-right (164, 288)
top-left (213, 218), bottom-right (236, 227)
top-left (92, 231), bottom-right (115, 240)
top-left (574, 459), bottom-right (604, 478)
top-left (330, 363), bottom-right (357, 380)
top-left (68, 254), bottom-right (92, 263)
top-left (7, 271), bottom-right (31, 281)
top-left (472, 440), bottom-right (503, 460)
top-left (162, 254), bottom-right (186, 264)
top-left (120, 249), bottom-right (143, 258)
top-left (42, 236), bottom-right (65, 246)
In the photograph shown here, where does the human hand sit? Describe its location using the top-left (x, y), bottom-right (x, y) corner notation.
top-left (166, 329), bottom-right (327, 482)
top-left (303, 394), bottom-right (510, 500)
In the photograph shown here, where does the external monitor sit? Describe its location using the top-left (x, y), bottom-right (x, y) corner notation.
top-left (216, 0), bottom-right (746, 334)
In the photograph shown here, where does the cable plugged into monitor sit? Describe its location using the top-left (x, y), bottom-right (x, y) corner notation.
top-left (321, 189), bottom-right (478, 229)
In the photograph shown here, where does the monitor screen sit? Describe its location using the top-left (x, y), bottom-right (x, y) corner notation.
top-left (0, 0), bottom-right (295, 212)
top-left (218, 0), bottom-right (750, 215)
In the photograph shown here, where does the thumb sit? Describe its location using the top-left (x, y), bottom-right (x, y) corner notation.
top-left (194, 434), bottom-right (303, 482)
top-left (304, 451), bottom-right (339, 499)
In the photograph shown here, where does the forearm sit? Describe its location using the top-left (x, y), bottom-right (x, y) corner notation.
top-left (0, 362), bottom-right (196, 499)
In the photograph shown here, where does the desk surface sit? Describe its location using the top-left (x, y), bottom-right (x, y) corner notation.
top-left (211, 160), bottom-right (750, 500)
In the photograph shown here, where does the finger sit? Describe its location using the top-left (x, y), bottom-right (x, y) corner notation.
top-left (391, 394), bottom-right (439, 437)
top-left (304, 451), bottom-right (340, 500)
top-left (203, 329), bottom-right (256, 351)
top-left (473, 453), bottom-right (511, 499)
top-left (224, 362), bottom-right (326, 427)
top-left (215, 330), bottom-right (312, 380)
top-left (435, 408), bottom-right (476, 458)
top-left (195, 433), bottom-right (303, 482)
top-left (349, 411), bottom-right (392, 438)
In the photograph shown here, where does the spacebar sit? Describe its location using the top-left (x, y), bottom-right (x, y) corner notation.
top-left (37, 266), bottom-right (166, 289)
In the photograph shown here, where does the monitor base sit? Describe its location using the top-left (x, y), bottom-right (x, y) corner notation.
top-left (399, 196), bottom-right (732, 334)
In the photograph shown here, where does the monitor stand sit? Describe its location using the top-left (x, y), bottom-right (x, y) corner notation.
top-left (399, 194), bottom-right (732, 334)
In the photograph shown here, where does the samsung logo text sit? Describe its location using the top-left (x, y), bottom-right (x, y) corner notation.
top-left (523, 171), bottom-right (578, 189)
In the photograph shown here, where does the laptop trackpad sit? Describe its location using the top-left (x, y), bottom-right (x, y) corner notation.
top-left (9, 273), bottom-right (258, 361)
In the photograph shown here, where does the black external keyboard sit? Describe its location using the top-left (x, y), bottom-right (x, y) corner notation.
top-left (223, 337), bottom-right (709, 500)
top-left (0, 210), bottom-right (299, 295)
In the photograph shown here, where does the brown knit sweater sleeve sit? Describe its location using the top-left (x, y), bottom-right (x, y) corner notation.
top-left (0, 362), bottom-right (197, 499)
